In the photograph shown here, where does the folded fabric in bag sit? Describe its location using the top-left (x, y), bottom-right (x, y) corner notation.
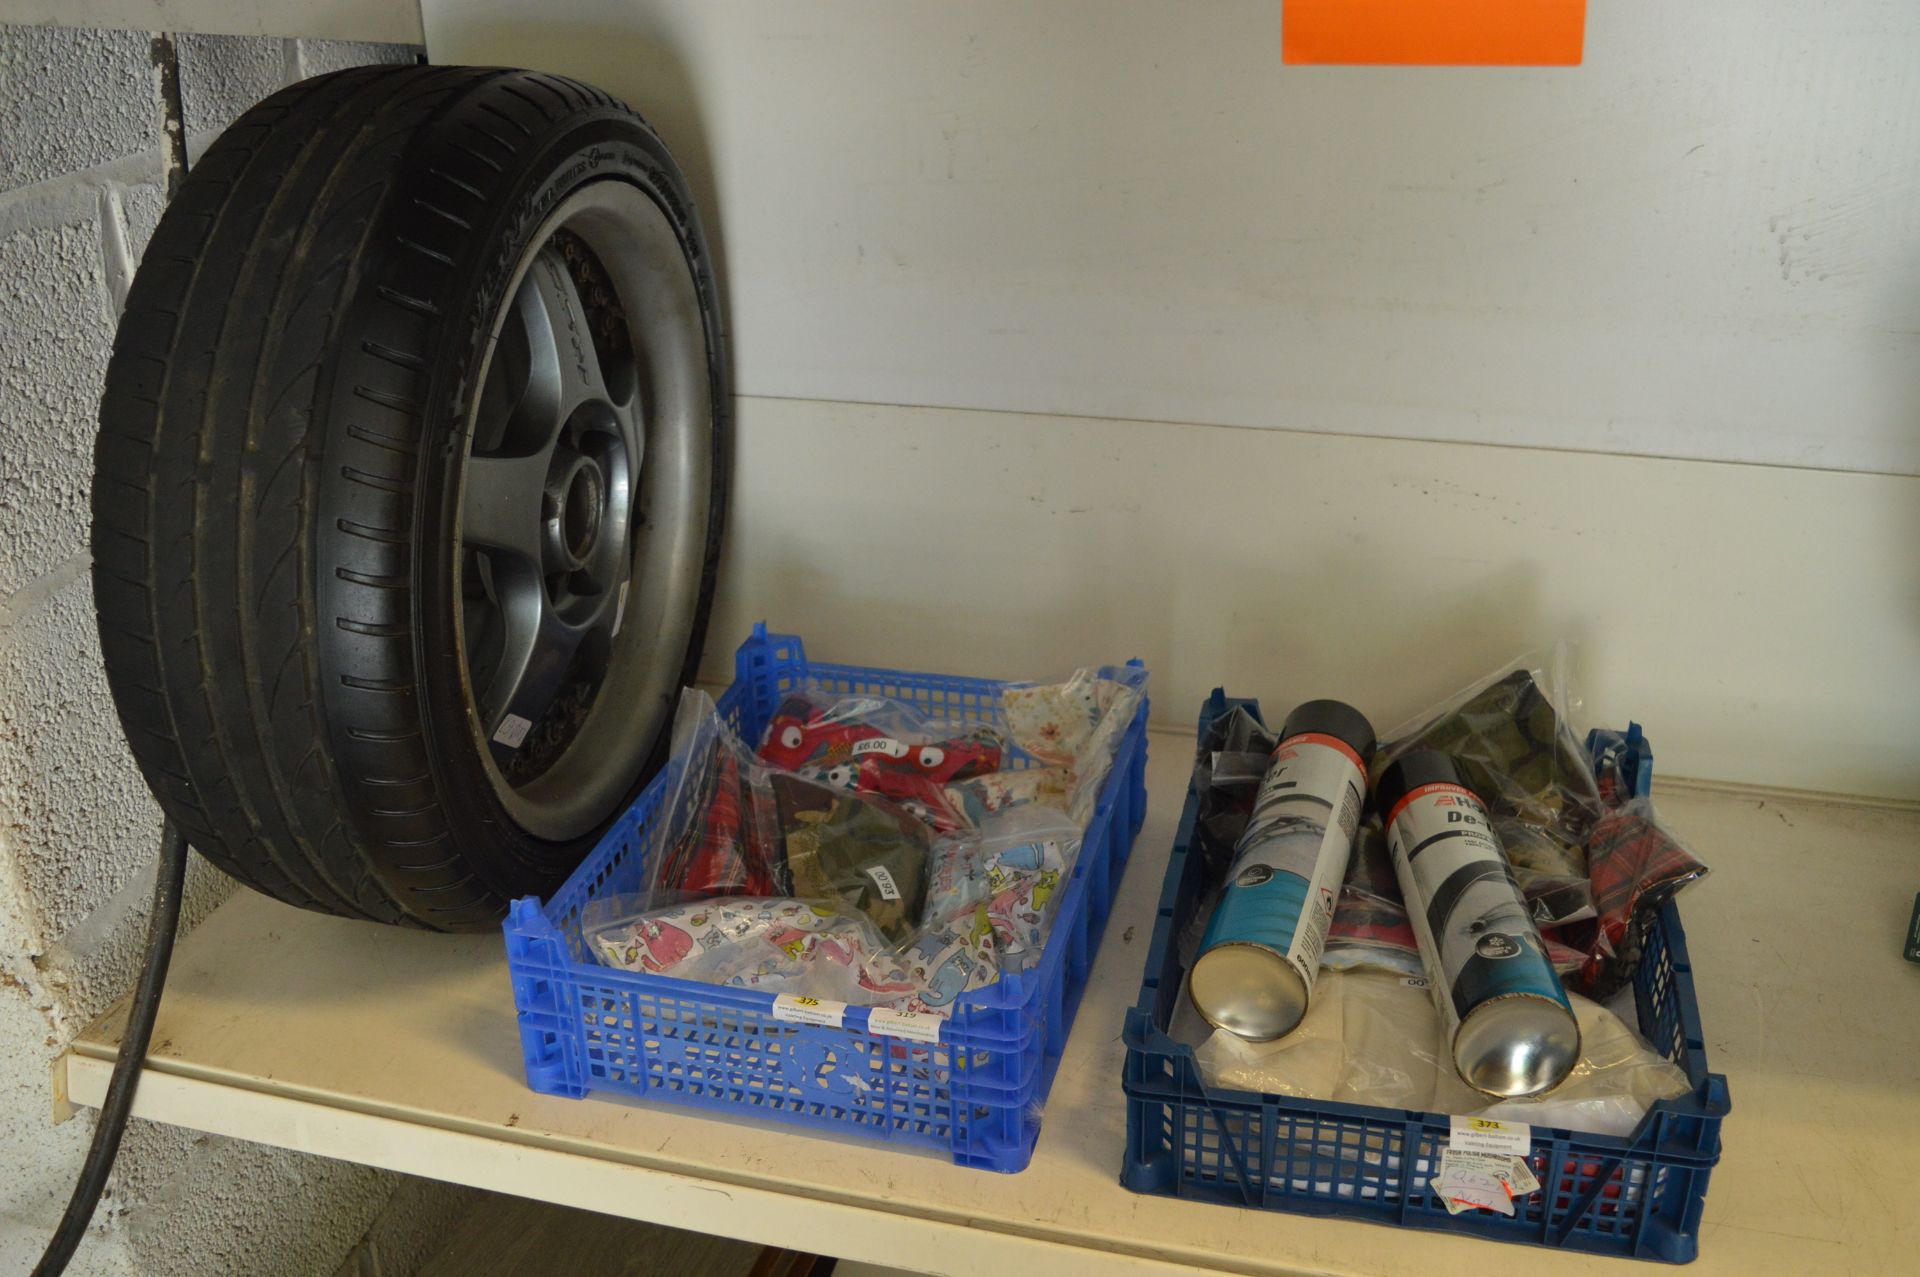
top-left (600, 665), bottom-right (1148, 1009)
top-left (650, 691), bottom-right (933, 942)
top-left (777, 772), bottom-right (931, 944)
top-left (652, 735), bottom-right (784, 899)
top-left (945, 765), bottom-right (1076, 826)
top-left (1562, 797), bottom-right (1709, 999)
top-left (921, 819), bottom-right (1078, 978)
top-left (1003, 668), bottom-right (1145, 828)
top-left (1193, 967), bottom-right (1691, 1136)
top-left (1376, 648), bottom-right (1708, 988)
top-left (757, 691), bottom-right (1004, 832)
top-left (585, 896), bottom-right (910, 1004)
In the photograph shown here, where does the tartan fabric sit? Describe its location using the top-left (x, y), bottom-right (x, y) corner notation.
top-left (1565, 800), bottom-right (1707, 996)
top-left (658, 742), bottom-right (784, 898)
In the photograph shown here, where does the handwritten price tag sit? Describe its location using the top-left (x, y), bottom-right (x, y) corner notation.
top-left (772, 994), bottom-right (846, 1028)
top-left (1431, 1148), bottom-right (1541, 1214)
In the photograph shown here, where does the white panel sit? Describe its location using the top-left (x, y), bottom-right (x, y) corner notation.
top-left (423, 0), bottom-right (1920, 473)
top-left (705, 397), bottom-right (1920, 801)
top-left (0, 1), bottom-right (422, 41)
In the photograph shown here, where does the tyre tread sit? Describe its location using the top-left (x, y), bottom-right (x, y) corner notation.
top-left (93, 64), bottom-right (725, 929)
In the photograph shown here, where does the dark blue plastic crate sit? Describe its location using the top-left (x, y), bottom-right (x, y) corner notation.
top-left (1121, 690), bottom-right (1731, 1262)
top-left (504, 624), bottom-right (1150, 1171)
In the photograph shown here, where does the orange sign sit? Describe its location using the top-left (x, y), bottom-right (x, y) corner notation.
top-left (1283, 0), bottom-right (1587, 66)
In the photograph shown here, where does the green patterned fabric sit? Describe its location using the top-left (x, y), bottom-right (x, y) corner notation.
top-left (775, 775), bottom-right (931, 943)
top-left (1392, 671), bottom-right (1598, 819)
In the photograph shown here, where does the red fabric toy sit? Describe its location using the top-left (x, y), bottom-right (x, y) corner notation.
top-left (756, 694), bottom-right (1004, 831)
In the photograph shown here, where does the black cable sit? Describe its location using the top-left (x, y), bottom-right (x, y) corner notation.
top-left (31, 821), bottom-right (189, 1277)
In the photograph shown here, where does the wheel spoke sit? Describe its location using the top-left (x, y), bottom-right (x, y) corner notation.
top-left (452, 178), bottom-right (710, 842)
top-left (490, 274), bottom-right (562, 449)
top-left (522, 247), bottom-right (609, 414)
top-left (462, 451), bottom-right (549, 565)
top-left (609, 395), bottom-right (645, 502)
top-left (479, 573), bottom-right (590, 760)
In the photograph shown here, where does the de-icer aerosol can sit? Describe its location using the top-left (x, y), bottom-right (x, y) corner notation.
top-left (1188, 700), bottom-right (1375, 1041)
top-left (1376, 750), bottom-right (1581, 1098)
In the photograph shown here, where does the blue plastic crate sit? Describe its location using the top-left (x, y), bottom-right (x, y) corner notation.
top-left (1121, 690), bottom-right (1731, 1262)
top-left (504, 624), bottom-right (1150, 1171)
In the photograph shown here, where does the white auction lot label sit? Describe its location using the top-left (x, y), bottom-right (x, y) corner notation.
top-left (867, 1006), bottom-right (946, 1043)
top-left (1448, 1114), bottom-right (1532, 1157)
top-left (771, 994), bottom-right (846, 1029)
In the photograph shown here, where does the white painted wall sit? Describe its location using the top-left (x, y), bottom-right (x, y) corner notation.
top-left (705, 398), bottom-right (1920, 801)
top-left (426, 0), bottom-right (1920, 475)
top-left (425, 0), bottom-right (1920, 799)
top-left (0, 1), bottom-right (423, 43)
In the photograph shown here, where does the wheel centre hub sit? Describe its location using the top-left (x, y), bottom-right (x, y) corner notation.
top-left (545, 447), bottom-right (608, 571)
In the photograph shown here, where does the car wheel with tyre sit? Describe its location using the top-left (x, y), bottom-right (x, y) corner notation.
top-left (92, 65), bottom-right (727, 930)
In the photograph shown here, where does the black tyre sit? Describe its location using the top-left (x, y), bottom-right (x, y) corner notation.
top-left (92, 66), bottom-right (728, 930)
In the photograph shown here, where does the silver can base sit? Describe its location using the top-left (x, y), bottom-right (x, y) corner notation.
top-left (1453, 992), bottom-right (1583, 1098)
top-left (1188, 942), bottom-right (1310, 1043)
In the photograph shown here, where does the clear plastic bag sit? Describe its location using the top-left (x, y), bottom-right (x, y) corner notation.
top-left (1321, 821), bottom-right (1425, 977)
top-left (779, 772), bottom-right (934, 944)
top-left (919, 811), bottom-right (1081, 979)
top-left (1376, 645), bottom-right (1602, 839)
top-left (647, 689), bottom-right (934, 943)
top-left (1194, 971), bottom-right (1347, 1098)
top-left (1191, 967), bottom-right (1692, 1135)
top-left (1001, 668), bottom-right (1122, 766)
top-left (892, 903), bottom-right (1004, 1010)
top-left (583, 895), bottom-right (908, 1003)
top-left (650, 689), bottom-right (786, 901)
top-left (1561, 797), bottom-right (1710, 999)
top-left (603, 663), bottom-right (1146, 1012)
top-left (1374, 644), bottom-right (1707, 994)
top-left (756, 687), bottom-right (1005, 832)
top-left (1001, 665), bottom-right (1147, 828)
top-left (1474, 991), bottom-right (1691, 1136)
